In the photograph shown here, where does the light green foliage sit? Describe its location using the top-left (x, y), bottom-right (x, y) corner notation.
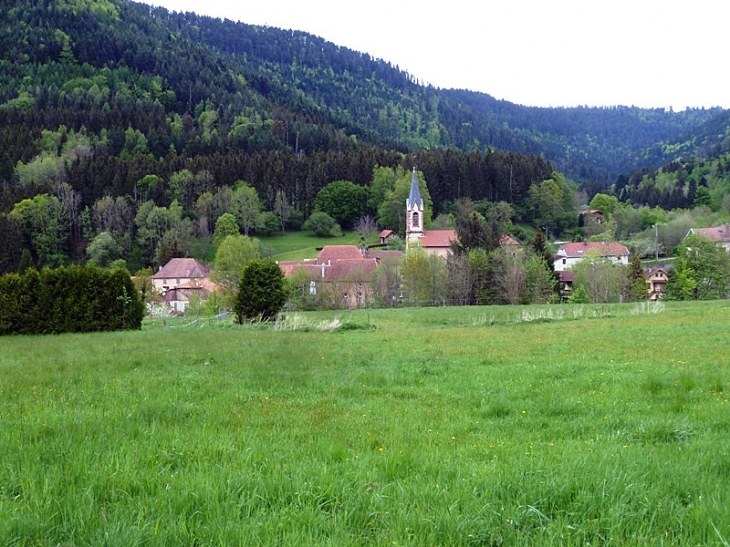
top-left (212, 213), bottom-right (239, 245)
top-left (588, 193), bottom-right (620, 216)
top-left (134, 199), bottom-right (186, 265)
top-left (273, 189), bottom-right (293, 233)
top-left (86, 231), bottom-right (123, 267)
top-left (567, 284), bottom-right (591, 303)
top-left (370, 255), bottom-right (401, 307)
top-left (313, 180), bottom-right (367, 229)
top-left (1, 302), bottom-right (729, 544)
top-left (10, 194), bottom-right (68, 267)
top-left (15, 154), bottom-right (63, 191)
top-left (231, 182), bottom-right (262, 236)
top-left (256, 211), bottom-right (280, 236)
top-left (57, 0), bottom-right (120, 18)
top-left (302, 211), bottom-right (339, 237)
top-left (665, 234), bottom-right (730, 300)
top-left (213, 234), bottom-right (260, 291)
top-left (134, 174), bottom-right (161, 203)
top-left (122, 127), bottom-right (148, 156)
top-left (167, 169), bottom-right (195, 211)
top-left (399, 249), bottom-right (446, 306)
top-left (0, 90), bottom-right (35, 111)
top-left (286, 267), bottom-right (316, 311)
top-left (570, 249), bottom-right (626, 303)
top-left (528, 174), bottom-right (565, 233)
top-left (368, 165), bottom-right (402, 212)
top-left (525, 254), bottom-right (557, 304)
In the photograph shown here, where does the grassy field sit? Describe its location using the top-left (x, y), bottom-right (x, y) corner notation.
top-left (258, 230), bottom-right (378, 261)
top-left (1, 301), bottom-right (730, 545)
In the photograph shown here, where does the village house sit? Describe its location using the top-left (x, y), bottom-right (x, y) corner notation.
top-left (163, 276), bottom-right (220, 313)
top-left (152, 258), bottom-right (210, 293)
top-left (558, 270), bottom-right (575, 301)
top-left (279, 245), bottom-right (401, 309)
top-left (553, 241), bottom-right (630, 272)
top-left (152, 258), bottom-right (219, 313)
top-left (644, 266), bottom-right (669, 301)
top-left (686, 226), bottom-right (730, 252)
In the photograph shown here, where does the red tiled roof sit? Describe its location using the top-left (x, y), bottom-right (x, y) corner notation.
top-left (278, 261), bottom-right (320, 277)
top-left (175, 276), bottom-right (221, 292)
top-left (326, 258), bottom-right (378, 281)
top-left (379, 229), bottom-right (395, 239)
top-left (557, 241), bottom-right (629, 259)
top-left (419, 230), bottom-right (457, 248)
top-left (690, 226), bottom-right (730, 243)
top-left (499, 234), bottom-right (520, 246)
top-left (316, 245), bottom-right (364, 264)
top-left (153, 258), bottom-right (210, 279)
top-left (559, 271), bottom-right (575, 282)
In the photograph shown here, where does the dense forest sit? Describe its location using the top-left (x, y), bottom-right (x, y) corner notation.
top-left (0, 0), bottom-right (729, 275)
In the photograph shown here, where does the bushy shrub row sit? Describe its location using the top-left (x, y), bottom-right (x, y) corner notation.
top-left (0, 265), bottom-right (144, 335)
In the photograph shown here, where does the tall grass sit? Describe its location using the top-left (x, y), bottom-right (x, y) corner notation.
top-left (1, 301), bottom-right (729, 545)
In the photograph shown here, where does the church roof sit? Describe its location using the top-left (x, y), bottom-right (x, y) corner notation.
top-left (407, 168), bottom-right (423, 210)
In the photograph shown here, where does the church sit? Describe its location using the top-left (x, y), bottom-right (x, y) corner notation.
top-left (405, 168), bottom-right (457, 257)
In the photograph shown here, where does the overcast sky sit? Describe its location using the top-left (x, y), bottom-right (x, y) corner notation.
top-left (144, 0), bottom-right (729, 110)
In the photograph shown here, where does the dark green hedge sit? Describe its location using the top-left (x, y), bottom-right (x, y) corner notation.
top-left (0, 265), bottom-right (144, 335)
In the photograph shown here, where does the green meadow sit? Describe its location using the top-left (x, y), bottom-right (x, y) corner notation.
top-left (259, 230), bottom-right (376, 261)
top-left (2, 301), bottom-right (730, 545)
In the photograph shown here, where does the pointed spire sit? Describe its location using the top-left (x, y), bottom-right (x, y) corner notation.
top-left (407, 167), bottom-right (423, 209)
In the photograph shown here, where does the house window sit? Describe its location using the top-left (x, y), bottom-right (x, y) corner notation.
top-left (412, 212), bottom-right (419, 228)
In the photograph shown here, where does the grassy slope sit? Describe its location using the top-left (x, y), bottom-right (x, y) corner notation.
top-left (258, 230), bottom-right (370, 261)
top-left (1, 301), bottom-right (729, 545)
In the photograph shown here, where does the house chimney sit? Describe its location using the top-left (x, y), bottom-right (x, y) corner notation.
top-left (321, 264), bottom-right (326, 278)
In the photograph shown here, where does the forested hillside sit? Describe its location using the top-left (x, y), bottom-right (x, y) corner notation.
top-left (0, 0), bottom-right (728, 274)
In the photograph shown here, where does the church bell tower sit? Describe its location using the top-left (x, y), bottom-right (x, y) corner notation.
top-left (406, 167), bottom-right (424, 246)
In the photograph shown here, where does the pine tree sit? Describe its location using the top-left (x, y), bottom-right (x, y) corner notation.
top-left (625, 254), bottom-right (647, 301)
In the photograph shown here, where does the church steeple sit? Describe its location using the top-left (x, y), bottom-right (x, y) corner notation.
top-left (407, 167), bottom-right (423, 210)
top-left (406, 167), bottom-right (424, 245)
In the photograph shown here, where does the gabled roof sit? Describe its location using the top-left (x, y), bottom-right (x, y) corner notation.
top-left (153, 258), bottom-right (210, 279)
top-left (499, 234), bottom-right (520, 246)
top-left (556, 241), bottom-right (629, 259)
top-left (688, 226), bottom-right (730, 243)
top-left (280, 262), bottom-right (322, 279)
top-left (326, 258), bottom-right (379, 282)
top-left (407, 168), bottom-right (423, 210)
top-left (278, 260), bottom-right (317, 277)
top-left (316, 245), bottom-right (364, 264)
top-left (175, 276), bottom-right (221, 292)
top-left (379, 229), bottom-right (395, 239)
top-left (643, 266), bottom-right (670, 278)
top-left (420, 230), bottom-right (457, 249)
